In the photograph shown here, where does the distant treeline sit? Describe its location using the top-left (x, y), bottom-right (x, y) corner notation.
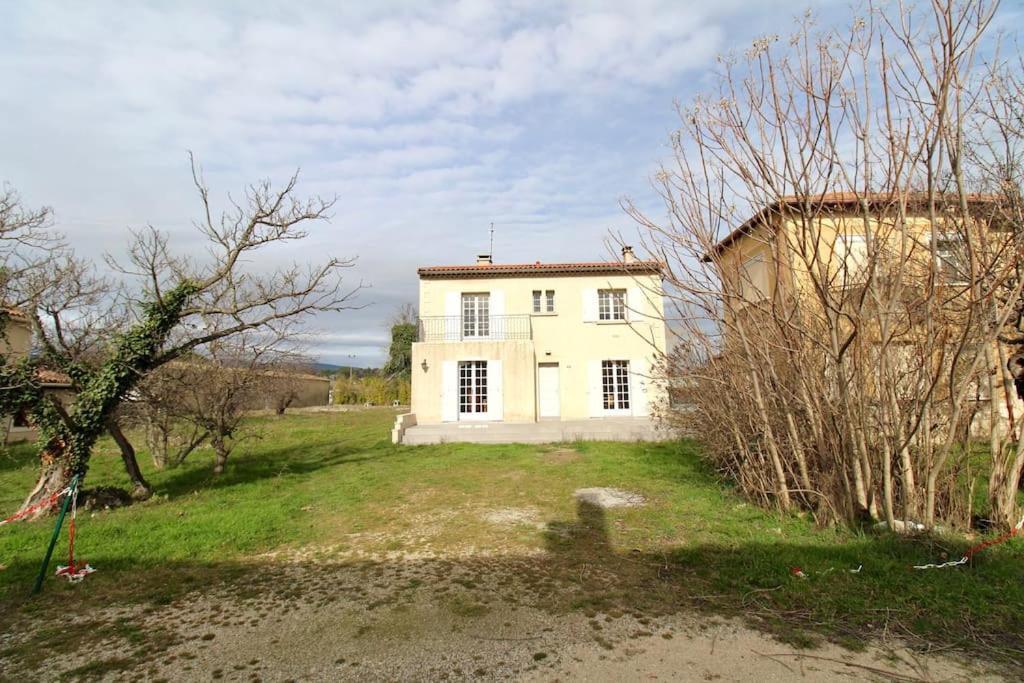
top-left (325, 365), bottom-right (377, 379)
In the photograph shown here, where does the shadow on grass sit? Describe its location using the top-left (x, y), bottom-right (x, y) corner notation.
top-left (153, 438), bottom-right (404, 500)
top-left (2, 497), bottom-right (1022, 680)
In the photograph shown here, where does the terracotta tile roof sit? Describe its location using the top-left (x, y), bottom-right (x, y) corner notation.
top-left (2, 307), bottom-right (27, 319)
top-left (35, 368), bottom-right (72, 386)
top-left (417, 260), bottom-right (662, 278)
top-left (707, 191), bottom-right (1003, 259)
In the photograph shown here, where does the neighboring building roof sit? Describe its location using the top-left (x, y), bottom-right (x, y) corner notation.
top-left (2, 307), bottom-right (27, 320)
top-left (417, 260), bottom-right (663, 279)
top-left (706, 191), bottom-right (1002, 260)
top-left (35, 368), bottom-right (72, 386)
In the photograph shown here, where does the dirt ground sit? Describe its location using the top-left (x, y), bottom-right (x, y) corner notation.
top-left (1, 548), bottom-right (1004, 682)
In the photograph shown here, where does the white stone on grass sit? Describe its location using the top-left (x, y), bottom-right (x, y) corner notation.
top-left (573, 487), bottom-right (645, 509)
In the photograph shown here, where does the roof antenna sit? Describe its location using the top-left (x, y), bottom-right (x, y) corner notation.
top-left (489, 222), bottom-right (495, 259)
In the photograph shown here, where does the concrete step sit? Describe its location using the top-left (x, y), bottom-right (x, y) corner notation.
top-left (400, 418), bottom-right (666, 445)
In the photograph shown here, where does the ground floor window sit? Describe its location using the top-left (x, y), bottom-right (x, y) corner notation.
top-left (601, 360), bottom-right (630, 410)
top-left (459, 361), bottom-right (488, 414)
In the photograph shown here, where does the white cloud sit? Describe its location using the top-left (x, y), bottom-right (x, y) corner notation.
top-left (0, 0), bottom-right (848, 365)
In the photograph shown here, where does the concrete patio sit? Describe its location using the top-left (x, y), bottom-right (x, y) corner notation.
top-left (399, 417), bottom-right (667, 445)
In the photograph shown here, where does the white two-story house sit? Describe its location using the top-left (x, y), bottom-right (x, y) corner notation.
top-left (395, 248), bottom-right (667, 444)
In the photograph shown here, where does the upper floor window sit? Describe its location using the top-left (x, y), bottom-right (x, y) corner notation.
top-left (598, 289), bottom-right (626, 321)
top-left (462, 293), bottom-right (489, 337)
top-left (833, 234), bottom-right (868, 285)
top-left (738, 255), bottom-right (770, 302)
top-left (533, 289), bottom-right (556, 313)
top-left (935, 235), bottom-right (968, 284)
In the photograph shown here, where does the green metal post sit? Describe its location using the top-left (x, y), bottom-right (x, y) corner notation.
top-left (31, 474), bottom-right (79, 595)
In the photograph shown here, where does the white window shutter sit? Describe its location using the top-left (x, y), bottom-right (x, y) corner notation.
top-left (630, 357), bottom-right (650, 417)
top-left (490, 290), bottom-right (505, 340)
top-left (627, 287), bottom-right (643, 321)
top-left (582, 289), bottom-right (598, 322)
top-left (588, 360), bottom-right (603, 416)
top-left (488, 359), bottom-right (503, 421)
top-left (444, 292), bottom-right (459, 340)
top-left (441, 361), bottom-right (457, 422)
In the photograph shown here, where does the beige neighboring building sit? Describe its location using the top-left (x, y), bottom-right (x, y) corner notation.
top-left (1, 309), bottom-right (74, 443)
top-left (397, 248), bottom-right (667, 443)
top-left (706, 192), bottom-right (1014, 431)
top-left (252, 370), bottom-right (331, 411)
top-left (707, 192), bottom-right (1002, 341)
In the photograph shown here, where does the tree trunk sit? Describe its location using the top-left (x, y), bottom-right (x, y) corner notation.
top-left (211, 434), bottom-right (230, 475)
top-left (991, 434), bottom-right (1024, 529)
top-left (107, 418), bottom-right (153, 500)
top-left (18, 444), bottom-right (70, 521)
top-left (15, 281), bottom-right (197, 517)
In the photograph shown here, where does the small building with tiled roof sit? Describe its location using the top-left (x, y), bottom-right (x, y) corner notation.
top-left (397, 248), bottom-right (667, 444)
top-left (1, 311), bottom-right (75, 443)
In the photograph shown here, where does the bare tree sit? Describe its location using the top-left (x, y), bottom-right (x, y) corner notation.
top-left (1, 156), bottom-right (361, 518)
top-left (128, 365), bottom-right (212, 470)
top-left (626, 1), bottom-right (1024, 529)
top-left (133, 334), bottom-right (286, 474)
top-left (264, 356), bottom-right (316, 415)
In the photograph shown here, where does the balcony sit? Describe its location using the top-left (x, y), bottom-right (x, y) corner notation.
top-left (417, 315), bottom-right (533, 342)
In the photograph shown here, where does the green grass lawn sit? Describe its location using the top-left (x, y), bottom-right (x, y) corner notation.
top-left (1, 408), bottom-right (1023, 667)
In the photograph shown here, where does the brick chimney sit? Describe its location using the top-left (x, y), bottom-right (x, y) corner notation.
top-left (476, 253), bottom-right (492, 265)
top-left (621, 246), bottom-right (637, 263)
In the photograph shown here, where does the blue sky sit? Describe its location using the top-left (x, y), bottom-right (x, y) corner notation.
top-left (0, 0), bottom-right (853, 366)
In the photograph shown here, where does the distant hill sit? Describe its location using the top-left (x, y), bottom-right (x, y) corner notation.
top-left (311, 362), bottom-right (342, 373)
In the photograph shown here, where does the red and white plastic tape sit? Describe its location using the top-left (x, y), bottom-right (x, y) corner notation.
top-left (913, 515), bottom-right (1024, 570)
top-left (0, 486), bottom-right (72, 527)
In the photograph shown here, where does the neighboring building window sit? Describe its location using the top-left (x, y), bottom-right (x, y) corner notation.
top-left (601, 360), bottom-right (630, 410)
top-left (834, 234), bottom-right (868, 285)
top-left (459, 360), bottom-right (488, 414)
top-left (545, 290), bottom-right (555, 313)
top-left (598, 289), bottom-right (626, 321)
top-left (935, 235), bottom-right (968, 283)
top-left (738, 254), bottom-right (770, 302)
top-left (533, 290), bottom-right (542, 313)
top-left (462, 293), bottom-right (490, 338)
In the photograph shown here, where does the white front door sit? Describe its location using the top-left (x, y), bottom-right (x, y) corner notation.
top-left (538, 363), bottom-right (560, 418)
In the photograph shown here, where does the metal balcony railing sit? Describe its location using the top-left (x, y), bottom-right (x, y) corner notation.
top-left (417, 315), bottom-right (533, 342)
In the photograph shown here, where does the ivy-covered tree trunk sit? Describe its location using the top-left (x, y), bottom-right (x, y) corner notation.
top-left (17, 283), bottom-right (196, 518)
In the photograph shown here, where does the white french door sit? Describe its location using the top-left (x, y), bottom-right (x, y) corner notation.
top-left (601, 360), bottom-right (631, 415)
top-left (458, 360), bottom-right (488, 419)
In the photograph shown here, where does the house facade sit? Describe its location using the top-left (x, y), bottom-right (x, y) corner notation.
top-left (405, 248), bottom-right (666, 434)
